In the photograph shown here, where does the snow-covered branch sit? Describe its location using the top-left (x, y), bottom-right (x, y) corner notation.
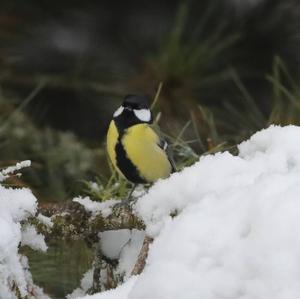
top-left (0, 161), bottom-right (49, 299)
top-left (37, 200), bottom-right (145, 242)
top-left (0, 160), bottom-right (31, 182)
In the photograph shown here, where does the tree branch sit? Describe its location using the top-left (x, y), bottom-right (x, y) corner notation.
top-left (131, 236), bottom-right (153, 275)
top-left (36, 201), bottom-right (145, 243)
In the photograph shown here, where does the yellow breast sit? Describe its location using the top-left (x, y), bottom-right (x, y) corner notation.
top-left (122, 124), bottom-right (172, 182)
top-left (107, 121), bottom-right (172, 183)
top-left (106, 120), bottom-right (121, 175)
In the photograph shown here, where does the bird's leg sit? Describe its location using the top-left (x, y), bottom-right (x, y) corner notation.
top-left (127, 184), bottom-right (137, 201)
top-left (113, 184), bottom-right (137, 210)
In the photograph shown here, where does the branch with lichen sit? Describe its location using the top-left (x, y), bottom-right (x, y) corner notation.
top-left (35, 201), bottom-right (145, 243)
top-left (34, 200), bottom-right (153, 294)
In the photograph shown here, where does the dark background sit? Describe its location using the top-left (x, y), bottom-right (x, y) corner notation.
top-left (1, 0), bottom-right (300, 199)
top-left (1, 0), bottom-right (179, 139)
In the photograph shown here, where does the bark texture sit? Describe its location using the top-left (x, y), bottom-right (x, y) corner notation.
top-left (36, 200), bottom-right (145, 243)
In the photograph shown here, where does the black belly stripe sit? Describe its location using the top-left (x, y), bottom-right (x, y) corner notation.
top-left (115, 141), bottom-right (147, 184)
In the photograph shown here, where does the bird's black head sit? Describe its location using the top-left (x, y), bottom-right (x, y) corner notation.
top-left (123, 94), bottom-right (149, 110)
top-left (112, 94), bottom-right (153, 131)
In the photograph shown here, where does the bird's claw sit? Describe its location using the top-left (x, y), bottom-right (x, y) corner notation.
top-left (112, 197), bottom-right (137, 213)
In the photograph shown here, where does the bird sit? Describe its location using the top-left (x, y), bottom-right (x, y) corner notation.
top-left (106, 94), bottom-right (176, 199)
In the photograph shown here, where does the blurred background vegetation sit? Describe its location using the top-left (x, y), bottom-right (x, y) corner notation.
top-left (1, 0), bottom-right (300, 201)
top-left (2, 0), bottom-right (300, 297)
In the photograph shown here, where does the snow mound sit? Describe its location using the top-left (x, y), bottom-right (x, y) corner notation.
top-left (0, 164), bottom-right (49, 299)
top-left (82, 125), bottom-right (300, 299)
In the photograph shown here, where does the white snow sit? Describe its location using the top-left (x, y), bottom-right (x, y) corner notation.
top-left (0, 162), bottom-right (49, 299)
top-left (69, 230), bottom-right (144, 298)
top-left (78, 125), bottom-right (300, 299)
top-left (67, 269), bottom-right (94, 299)
top-left (21, 224), bottom-right (48, 251)
top-left (100, 230), bottom-right (137, 260)
top-left (0, 160), bottom-right (31, 181)
top-left (74, 196), bottom-right (118, 217)
top-left (37, 213), bottom-right (53, 228)
top-left (80, 276), bottom-right (138, 299)
top-left (117, 230), bottom-right (145, 279)
top-left (100, 229), bottom-right (145, 277)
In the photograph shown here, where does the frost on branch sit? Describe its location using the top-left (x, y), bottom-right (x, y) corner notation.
top-left (0, 161), bottom-right (49, 299)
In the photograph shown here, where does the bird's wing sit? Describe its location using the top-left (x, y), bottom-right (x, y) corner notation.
top-left (158, 137), bottom-right (177, 173)
top-left (149, 124), bottom-right (177, 172)
top-left (151, 124), bottom-right (177, 173)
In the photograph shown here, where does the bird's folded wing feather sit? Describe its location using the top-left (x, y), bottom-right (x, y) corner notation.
top-left (151, 125), bottom-right (177, 173)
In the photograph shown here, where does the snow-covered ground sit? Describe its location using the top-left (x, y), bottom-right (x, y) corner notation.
top-left (0, 161), bottom-right (49, 299)
top-left (80, 125), bottom-right (300, 299)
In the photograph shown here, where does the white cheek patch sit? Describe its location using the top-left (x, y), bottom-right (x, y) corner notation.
top-left (113, 106), bottom-right (124, 118)
top-left (133, 109), bottom-right (151, 122)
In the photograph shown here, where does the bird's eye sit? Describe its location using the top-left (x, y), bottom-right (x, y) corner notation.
top-left (133, 109), bottom-right (151, 122)
top-left (113, 106), bottom-right (124, 117)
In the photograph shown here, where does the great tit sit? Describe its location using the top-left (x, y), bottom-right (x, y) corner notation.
top-left (106, 94), bottom-right (176, 185)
